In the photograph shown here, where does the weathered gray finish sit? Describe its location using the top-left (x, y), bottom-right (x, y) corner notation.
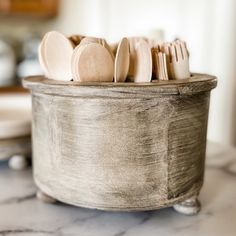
top-left (23, 74), bottom-right (217, 211)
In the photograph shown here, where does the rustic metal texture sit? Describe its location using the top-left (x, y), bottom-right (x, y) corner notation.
top-left (23, 74), bottom-right (216, 211)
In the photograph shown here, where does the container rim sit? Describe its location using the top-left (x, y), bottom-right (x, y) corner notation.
top-left (23, 73), bottom-right (217, 97)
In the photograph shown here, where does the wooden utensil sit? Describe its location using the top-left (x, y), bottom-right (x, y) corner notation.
top-left (172, 41), bottom-right (190, 79)
top-left (43, 31), bottom-right (74, 81)
top-left (110, 42), bottom-right (118, 56)
top-left (80, 37), bottom-right (115, 61)
top-left (127, 38), bottom-right (136, 79)
top-left (100, 39), bottom-right (115, 62)
top-left (163, 40), bottom-right (190, 80)
top-left (114, 38), bottom-right (130, 82)
top-left (161, 43), bottom-right (172, 79)
top-left (127, 37), bottom-right (149, 80)
top-left (147, 38), bottom-right (159, 49)
top-left (151, 45), bottom-right (160, 78)
top-left (80, 36), bottom-right (100, 45)
top-left (71, 43), bottom-right (114, 82)
top-left (38, 33), bottom-right (50, 77)
top-left (68, 34), bottom-right (84, 47)
top-left (155, 52), bottom-right (168, 80)
top-left (133, 40), bottom-right (152, 83)
top-left (151, 45), bottom-right (168, 81)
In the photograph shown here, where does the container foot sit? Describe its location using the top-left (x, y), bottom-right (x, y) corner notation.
top-left (36, 189), bottom-right (57, 204)
top-left (173, 196), bottom-right (200, 215)
top-left (8, 155), bottom-right (28, 170)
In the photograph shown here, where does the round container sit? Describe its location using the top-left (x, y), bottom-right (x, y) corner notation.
top-left (23, 74), bottom-right (217, 211)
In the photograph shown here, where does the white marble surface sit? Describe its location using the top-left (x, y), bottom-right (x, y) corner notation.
top-left (0, 142), bottom-right (236, 236)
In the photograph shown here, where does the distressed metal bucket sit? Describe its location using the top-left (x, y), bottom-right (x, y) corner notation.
top-left (23, 73), bottom-right (217, 214)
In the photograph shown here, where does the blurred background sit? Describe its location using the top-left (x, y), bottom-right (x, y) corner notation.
top-left (0, 0), bottom-right (235, 146)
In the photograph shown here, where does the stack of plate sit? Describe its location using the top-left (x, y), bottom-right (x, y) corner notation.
top-left (0, 92), bottom-right (31, 170)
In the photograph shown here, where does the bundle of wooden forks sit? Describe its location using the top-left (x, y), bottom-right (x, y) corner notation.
top-left (152, 40), bottom-right (190, 81)
top-left (38, 31), bottom-right (190, 83)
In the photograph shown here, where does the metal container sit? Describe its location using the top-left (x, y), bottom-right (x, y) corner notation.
top-left (23, 74), bottom-right (217, 215)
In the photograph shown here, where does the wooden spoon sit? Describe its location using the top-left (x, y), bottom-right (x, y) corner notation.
top-left (110, 42), bottom-right (118, 56)
top-left (133, 40), bottom-right (152, 83)
top-left (80, 37), bottom-right (100, 45)
top-left (38, 33), bottom-right (50, 77)
top-left (114, 38), bottom-right (130, 82)
top-left (100, 39), bottom-right (115, 62)
top-left (68, 34), bottom-right (84, 47)
top-left (80, 37), bottom-right (115, 61)
top-left (127, 37), bottom-right (149, 80)
top-left (71, 43), bottom-right (114, 82)
top-left (44, 31), bottom-right (74, 81)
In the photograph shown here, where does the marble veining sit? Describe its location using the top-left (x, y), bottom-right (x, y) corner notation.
top-left (0, 142), bottom-right (236, 236)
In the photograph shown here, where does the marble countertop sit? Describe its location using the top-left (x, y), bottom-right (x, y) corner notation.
top-left (0, 142), bottom-right (236, 236)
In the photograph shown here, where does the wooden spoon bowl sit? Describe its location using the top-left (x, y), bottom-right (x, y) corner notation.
top-left (42, 31), bottom-right (74, 81)
top-left (71, 43), bottom-right (114, 82)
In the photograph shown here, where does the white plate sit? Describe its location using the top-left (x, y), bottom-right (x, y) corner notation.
top-left (0, 93), bottom-right (31, 139)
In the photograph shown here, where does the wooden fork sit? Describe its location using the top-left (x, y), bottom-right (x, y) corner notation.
top-left (152, 46), bottom-right (168, 81)
top-left (154, 51), bottom-right (168, 81)
top-left (168, 40), bottom-right (190, 79)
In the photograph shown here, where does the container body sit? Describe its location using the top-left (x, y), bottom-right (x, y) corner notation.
top-left (24, 74), bottom-right (217, 211)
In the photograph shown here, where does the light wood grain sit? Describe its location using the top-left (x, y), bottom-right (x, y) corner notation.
top-left (80, 37), bottom-right (115, 61)
top-left (43, 31), bottom-right (74, 81)
top-left (127, 37), bottom-right (148, 79)
top-left (23, 74), bottom-right (216, 211)
top-left (110, 43), bottom-right (118, 56)
top-left (79, 36), bottom-right (101, 45)
top-left (114, 38), bottom-right (130, 82)
top-left (154, 51), bottom-right (168, 80)
top-left (38, 32), bottom-right (50, 78)
top-left (163, 41), bottom-right (190, 80)
top-left (133, 40), bottom-right (152, 82)
top-left (71, 43), bottom-right (114, 82)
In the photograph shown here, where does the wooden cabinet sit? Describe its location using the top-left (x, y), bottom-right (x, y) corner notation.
top-left (0, 86), bottom-right (28, 93)
top-left (0, 0), bottom-right (59, 18)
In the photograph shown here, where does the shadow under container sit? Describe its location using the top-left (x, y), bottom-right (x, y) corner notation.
top-left (23, 74), bottom-right (217, 215)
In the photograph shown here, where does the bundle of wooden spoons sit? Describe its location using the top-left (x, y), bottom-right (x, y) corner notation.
top-left (71, 41), bottom-right (114, 82)
top-left (38, 31), bottom-right (191, 83)
top-left (39, 31), bottom-right (74, 81)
